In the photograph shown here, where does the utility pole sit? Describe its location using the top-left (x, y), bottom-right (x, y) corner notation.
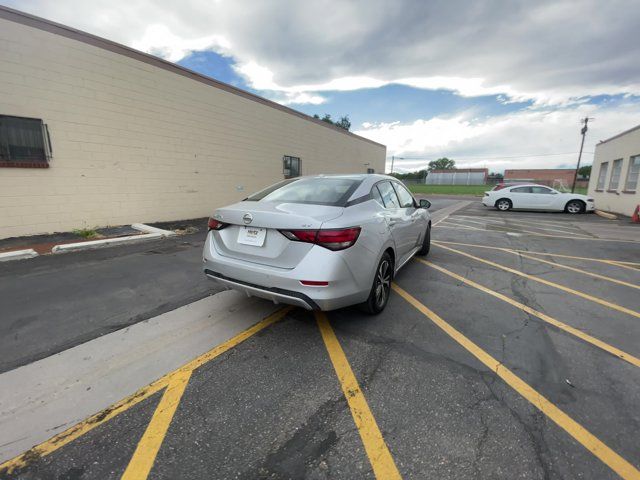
top-left (572, 117), bottom-right (592, 193)
top-left (390, 155), bottom-right (404, 174)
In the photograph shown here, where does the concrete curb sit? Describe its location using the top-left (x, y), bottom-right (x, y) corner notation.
top-left (52, 233), bottom-right (163, 254)
top-left (131, 223), bottom-right (177, 236)
top-left (0, 249), bottom-right (38, 262)
top-left (595, 210), bottom-right (617, 220)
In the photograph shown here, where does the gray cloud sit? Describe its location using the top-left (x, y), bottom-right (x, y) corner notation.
top-left (4, 0), bottom-right (640, 102)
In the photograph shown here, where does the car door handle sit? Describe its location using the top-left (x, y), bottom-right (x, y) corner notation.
top-left (387, 219), bottom-right (398, 226)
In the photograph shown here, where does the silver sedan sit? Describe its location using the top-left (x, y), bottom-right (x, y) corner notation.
top-left (203, 174), bottom-right (431, 314)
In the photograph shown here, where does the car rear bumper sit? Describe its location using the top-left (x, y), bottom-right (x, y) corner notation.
top-left (204, 269), bottom-right (320, 310)
top-left (202, 232), bottom-right (372, 311)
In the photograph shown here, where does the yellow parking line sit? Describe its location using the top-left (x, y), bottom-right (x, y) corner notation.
top-left (391, 284), bottom-right (640, 480)
top-left (610, 261), bottom-right (640, 272)
top-left (0, 307), bottom-right (292, 476)
top-left (432, 242), bottom-right (640, 319)
top-left (454, 214), bottom-right (588, 231)
top-left (449, 216), bottom-right (592, 236)
top-left (316, 312), bottom-right (402, 480)
top-left (445, 218), bottom-right (593, 239)
top-left (442, 217), bottom-right (591, 238)
top-left (415, 258), bottom-right (640, 368)
top-left (122, 369), bottom-right (192, 480)
top-left (514, 251), bottom-right (640, 291)
top-left (434, 224), bottom-right (640, 244)
top-left (433, 241), bottom-right (640, 267)
top-left (438, 222), bottom-right (484, 231)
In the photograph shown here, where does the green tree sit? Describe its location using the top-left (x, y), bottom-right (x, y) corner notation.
top-left (312, 113), bottom-right (351, 131)
top-left (334, 115), bottom-right (351, 131)
top-left (578, 165), bottom-right (591, 178)
top-left (428, 158), bottom-right (456, 171)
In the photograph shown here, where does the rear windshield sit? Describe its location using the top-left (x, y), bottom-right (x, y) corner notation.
top-left (246, 177), bottom-right (361, 206)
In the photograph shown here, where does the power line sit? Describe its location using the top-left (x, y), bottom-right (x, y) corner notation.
top-left (386, 152), bottom-right (595, 161)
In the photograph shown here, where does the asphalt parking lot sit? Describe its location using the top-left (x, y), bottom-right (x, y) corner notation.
top-left (1, 200), bottom-right (639, 479)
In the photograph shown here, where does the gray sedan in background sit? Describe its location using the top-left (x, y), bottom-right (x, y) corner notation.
top-left (203, 174), bottom-right (431, 314)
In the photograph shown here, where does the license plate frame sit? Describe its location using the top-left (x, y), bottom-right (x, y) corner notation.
top-left (237, 226), bottom-right (267, 246)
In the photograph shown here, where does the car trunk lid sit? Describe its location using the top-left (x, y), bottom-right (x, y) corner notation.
top-left (210, 201), bottom-right (344, 269)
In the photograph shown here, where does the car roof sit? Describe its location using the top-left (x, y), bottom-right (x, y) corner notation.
top-left (506, 183), bottom-right (553, 188)
top-left (302, 173), bottom-right (392, 181)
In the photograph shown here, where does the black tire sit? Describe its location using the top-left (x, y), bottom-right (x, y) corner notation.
top-left (362, 251), bottom-right (393, 315)
top-left (565, 200), bottom-right (585, 214)
top-left (417, 224), bottom-right (431, 256)
top-left (495, 198), bottom-right (512, 211)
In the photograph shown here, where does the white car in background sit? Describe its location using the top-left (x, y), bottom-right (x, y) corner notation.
top-left (482, 184), bottom-right (595, 214)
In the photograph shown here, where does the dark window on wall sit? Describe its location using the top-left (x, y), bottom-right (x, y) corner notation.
top-left (283, 155), bottom-right (301, 178)
top-left (0, 115), bottom-right (52, 168)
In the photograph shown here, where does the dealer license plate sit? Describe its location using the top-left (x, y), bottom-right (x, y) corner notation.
top-left (237, 226), bottom-right (266, 246)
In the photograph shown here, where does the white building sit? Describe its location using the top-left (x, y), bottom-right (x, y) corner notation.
top-left (0, 6), bottom-right (385, 239)
top-left (588, 124), bottom-right (640, 216)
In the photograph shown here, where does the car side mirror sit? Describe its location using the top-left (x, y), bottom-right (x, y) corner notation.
top-left (419, 199), bottom-right (431, 209)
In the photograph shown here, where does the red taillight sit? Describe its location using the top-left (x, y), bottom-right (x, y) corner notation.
top-left (208, 217), bottom-right (228, 231)
top-left (300, 280), bottom-right (329, 286)
top-left (280, 227), bottom-right (361, 251)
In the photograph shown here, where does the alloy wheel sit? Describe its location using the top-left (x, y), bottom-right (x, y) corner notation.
top-left (497, 200), bottom-right (510, 211)
top-left (567, 202), bottom-right (582, 214)
top-left (374, 259), bottom-right (391, 308)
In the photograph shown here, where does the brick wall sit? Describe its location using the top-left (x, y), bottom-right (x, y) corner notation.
top-left (503, 169), bottom-right (577, 187)
top-left (0, 16), bottom-right (385, 238)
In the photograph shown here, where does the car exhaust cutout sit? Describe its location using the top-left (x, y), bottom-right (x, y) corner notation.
top-left (279, 227), bottom-right (361, 251)
top-left (208, 218), bottom-right (229, 231)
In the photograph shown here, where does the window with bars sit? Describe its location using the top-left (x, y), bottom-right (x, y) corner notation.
top-left (0, 115), bottom-right (52, 167)
top-left (283, 155), bottom-right (301, 178)
top-left (608, 159), bottom-right (622, 190)
top-left (596, 162), bottom-right (608, 190)
top-left (624, 155), bottom-right (640, 192)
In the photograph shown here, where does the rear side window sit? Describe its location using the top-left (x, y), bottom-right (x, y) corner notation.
top-left (531, 186), bottom-right (553, 194)
top-left (376, 181), bottom-right (400, 208)
top-left (247, 177), bottom-right (361, 206)
top-left (392, 182), bottom-right (415, 208)
top-left (371, 186), bottom-right (384, 206)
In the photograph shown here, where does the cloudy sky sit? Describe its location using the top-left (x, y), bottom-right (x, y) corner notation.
top-left (4, 0), bottom-right (640, 172)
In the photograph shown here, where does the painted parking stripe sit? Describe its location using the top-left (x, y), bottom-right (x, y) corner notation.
top-left (432, 240), bottom-right (640, 268)
top-left (444, 218), bottom-right (593, 238)
top-left (444, 218), bottom-right (593, 239)
top-left (433, 242), bottom-right (640, 319)
top-left (434, 224), bottom-right (640, 244)
top-left (431, 239), bottom-right (639, 290)
top-left (0, 307), bottom-right (292, 476)
top-left (391, 284), bottom-right (640, 480)
top-left (316, 312), bottom-right (402, 480)
top-left (122, 369), bottom-right (192, 480)
top-left (514, 251), bottom-right (640, 290)
top-left (415, 258), bottom-right (640, 368)
top-left (438, 222), bottom-right (479, 231)
top-left (449, 216), bottom-right (592, 236)
top-left (453, 214), bottom-right (590, 230)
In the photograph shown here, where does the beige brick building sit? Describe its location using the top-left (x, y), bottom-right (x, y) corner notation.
top-left (588, 124), bottom-right (640, 216)
top-left (0, 6), bottom-right (385, 239)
